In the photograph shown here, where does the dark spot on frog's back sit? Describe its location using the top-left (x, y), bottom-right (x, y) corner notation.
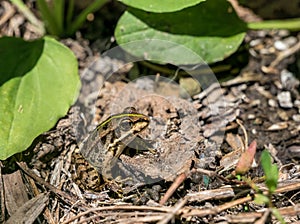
top-left (86, 167), bottom-right (95, 173)
top-left (91, 175), bottom-right (99, 181)
top-left (98, 135), bottom-right (106, 148)
top-left (101, 123), bottom-right (109, 131)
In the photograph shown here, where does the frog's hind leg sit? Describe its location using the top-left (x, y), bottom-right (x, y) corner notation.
top-left (71, 152), bottom-right (103, 192)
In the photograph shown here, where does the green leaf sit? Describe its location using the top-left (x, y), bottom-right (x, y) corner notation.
top-left (115, 0), bottom-right (246, 65)
top-left (0, 36), bottom-right (80, 160)
top-left (118, 0), bottom-right (205, 13)
top-left (271, 208), bottom-right (286, 224)
top-left (261, 150), bottom-right (279, 194)
top-left (254, 194), bottom-right (270, 205)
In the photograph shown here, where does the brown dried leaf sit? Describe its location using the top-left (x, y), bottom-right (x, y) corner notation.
top-left (6, 193), bottom-right (49, 224)
top-left (3, 170), bottom-right (29, 216)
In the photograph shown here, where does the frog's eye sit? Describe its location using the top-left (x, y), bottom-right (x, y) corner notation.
top-left (119, 119), bottom-right (132, 131)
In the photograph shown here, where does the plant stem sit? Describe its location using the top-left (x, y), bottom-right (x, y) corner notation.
top-left (247, 18), bottom-right (300, 31)
top-left (37, 0), bottom-right (59, 35)
top-left (10, 0), bottom-right (45, 35)
top-left (53, 0), bottom-right (64, 35)
top-left (66, 0), bottom-right (74, 28)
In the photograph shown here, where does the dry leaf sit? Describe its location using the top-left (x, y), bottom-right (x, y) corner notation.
top-left (234, 140), bottom-right (257, 175)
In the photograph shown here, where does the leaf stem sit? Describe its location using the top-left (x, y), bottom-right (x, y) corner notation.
top-left (53, 0), bottom-right (64, 35)
top-left (66, 0), bottom-right (75, 28)
top-left (36, 0), bottom-right (59, 35)
top-left (247, 18), bottom-right (300, 31)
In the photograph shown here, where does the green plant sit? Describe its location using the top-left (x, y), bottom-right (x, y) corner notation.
top-left (0, 37), bottom-right (80, 160)
top-left (11, 0), bottom-right (300, 65)
top-left (260, 150), bottom-right (279, 196)
top-left (115, 0), bottom-right (300, 65)
top-left (254, 150), bottom-right (285, 223)
top-left (10, 0), bottom-right (109, 37)
top-left (232, 145), bottom-right (285, 223)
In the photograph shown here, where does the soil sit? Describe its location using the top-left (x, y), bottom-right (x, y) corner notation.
top-left (0, 1), bottom-right (300, 223)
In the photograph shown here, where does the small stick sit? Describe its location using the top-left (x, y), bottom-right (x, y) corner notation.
top-left (157, 198), bottom-right (187, 224)
top-left (159, 172), bottom-right (187, 205)
top-left (236, 118), bottom-right (248, 150)
top-left (16, 162), bottom-right (78, 206)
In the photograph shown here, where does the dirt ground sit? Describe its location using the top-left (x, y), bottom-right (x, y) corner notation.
top-left (0, 1), bottom-right (300, 223)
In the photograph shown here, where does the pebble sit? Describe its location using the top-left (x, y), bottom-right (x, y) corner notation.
top-left (274, 40), bottom-right (288, 51)
top-left (295, 100), bottom-right (300, 111)
top-left (292, 114), bottom-right (300, 122)
top-left (277, 91), bottom-right (293, 108)
top-left (268, 99), bottom-right (278, 107)
top-left (278, 110), bottom-right (289, 121)
top-left (281, 69), bottom-right (300, 89)
top-left (250, 39), bottom-right (262, 47)
top-left (254, 118), bottom-right (263, 125)
top-left (284, 36), bottom-right (298, 47)
top-left (257, 30), bottom-right (267, 38)
top-left (247, 114), bottom-right (255, 119)
top-left (274, 36), bottom-right (297, 51)
top-left (277, 30), bottom-right (290, 37)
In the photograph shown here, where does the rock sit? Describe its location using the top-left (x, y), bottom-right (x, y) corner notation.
top-left (281, 69), bottom-right (300, 90)
top-left (274, 40), bottom-right (287, 51)
top-left (277, 91), bottom-right (293, 108)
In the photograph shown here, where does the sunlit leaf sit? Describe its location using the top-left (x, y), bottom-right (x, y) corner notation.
top-left (0, 36), bottom-right (80, 160)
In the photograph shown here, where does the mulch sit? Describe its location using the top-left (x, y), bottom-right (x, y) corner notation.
top-left (0, 1), bottom-right (299, 223)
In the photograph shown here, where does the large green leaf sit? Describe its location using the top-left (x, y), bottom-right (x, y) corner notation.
top-left (115, 0), bottom-right (247, 65)
top-left (0, 36), bottom-right (80, 160)
top-left (118, 0), bottom-right (205, 13)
